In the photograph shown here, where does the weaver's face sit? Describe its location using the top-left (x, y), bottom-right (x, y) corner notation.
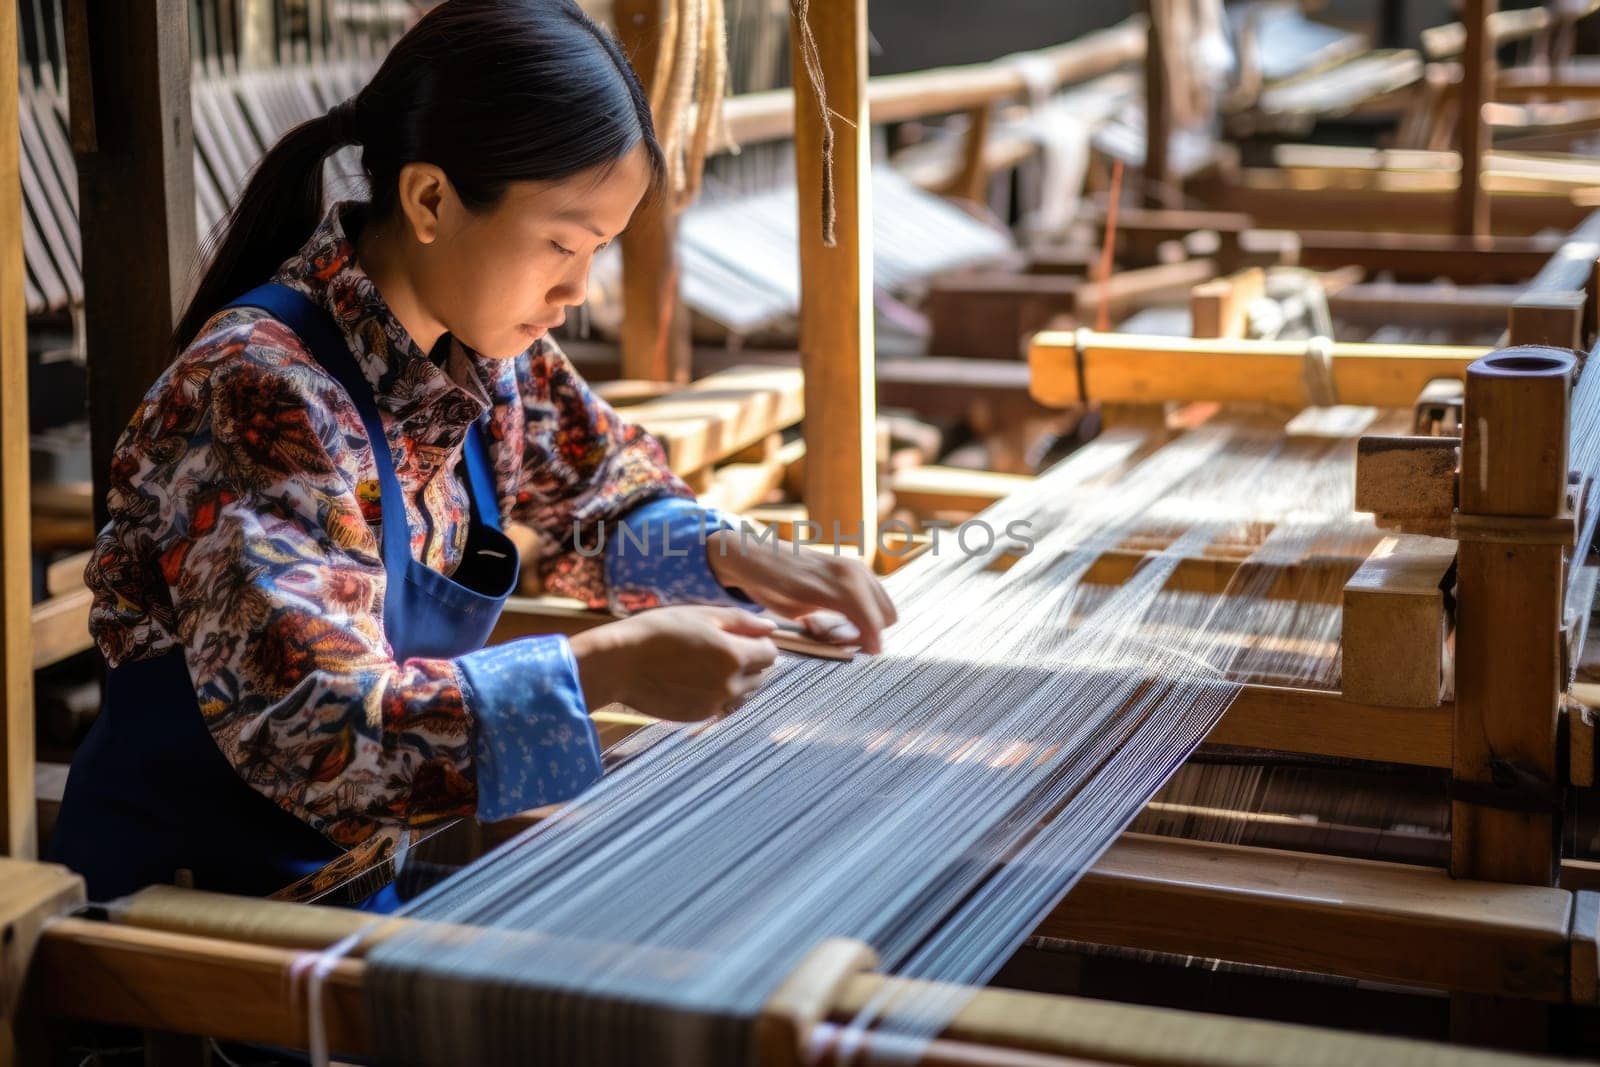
top-left (425, 143), bottom-right (652, 361)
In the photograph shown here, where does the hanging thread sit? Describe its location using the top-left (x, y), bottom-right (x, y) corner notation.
top-left (791, 0), bottom-right (837, 246)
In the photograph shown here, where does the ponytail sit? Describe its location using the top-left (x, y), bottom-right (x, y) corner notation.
top-left (172, 0), bottom-right (664, 353)
top-left (174, 111), bottom-right (350, 350)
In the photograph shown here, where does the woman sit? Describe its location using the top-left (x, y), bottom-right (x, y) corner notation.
top-left (51, 0), bottom-right (894, 908)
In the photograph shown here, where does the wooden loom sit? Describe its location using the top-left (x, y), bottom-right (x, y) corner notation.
top-left (11, 4), bottom-right (1600, 1067)
top-left (8, 267), bottom-right (1600, 1063)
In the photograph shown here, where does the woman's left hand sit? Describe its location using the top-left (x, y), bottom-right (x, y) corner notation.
top-left (705, 529), bottom-right (898, 654)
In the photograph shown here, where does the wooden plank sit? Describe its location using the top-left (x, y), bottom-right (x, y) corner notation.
top-left (1051, 833), bottom-right (1573, 1002)
top-left (1189, 268), bottom-right (1263, 340)
top-left (1082, 551), bottom-right (1359, 606)
top-left (593, 379), bottom-right (675, 407)
top-left (1571, 890), bottom-right (1600, 1004)
top-left (791, 0), bottom-right (875, 558)
top-left (0, 5), bottom-right (36, 861)
top-left (1207, 685), bottom-right (1453, 768)
top-left (1071, 259), bottom-right (1218, 326)
top-left (69, 0), bottom-right (197, 533)
top-left (1562, 858), bottom-right (1600, 893)
top-left (1509, 291), bottom-right (1587, 351)
top-left (697, 459), bottom-right (786, 513)
top-left (572, 341), bottom-right (1052, 424)
top-left (1189, 172), bottom-right (1590, 237)
top-left (31, 588), bottom-right (94, 670)
top-left (720, 17), bottom-right (1146, 146)
top-left (616, 0), bottom-right (689, 385)
top-left (1295, 230), bottom-right (1559, 283)
top-left (1028, 332), bottom-right (1490, 409)
top-left (44, 552), bottom-right (90, 599)
top-left (1329, 282), bottom-right (1522, 328)
top-left (891, 466), bottom-right (1033, 515)
top-left (1340, 534), bottom-right (1456, 708)
top-left (626, 366), bottom-right (804, 475)
top-left (1423, 6), bottom-right (1551, 59)
top-left (924, 272), bottom-right (1081, 360)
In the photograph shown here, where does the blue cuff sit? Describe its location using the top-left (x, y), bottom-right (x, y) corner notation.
top-left (606, 496), bottom-right (756, 613)
top-left (456, 635), bottom-right (602, 822)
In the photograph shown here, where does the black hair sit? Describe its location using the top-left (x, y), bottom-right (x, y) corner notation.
top-left (174, 0), bottom-right (664, 350)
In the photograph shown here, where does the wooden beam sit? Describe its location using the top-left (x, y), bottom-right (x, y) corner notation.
top-left (1455, 0), bottom-right (1495, 235)
top-left (1189, 268), bottom-right (1264, 340)
top-left (792, 0), bottom-right (875, 558)
top-left (1329, 282), bottom-right (1522, 329)
top-left (616, 0), bottom-right (690, 384)
top-left (0, 3), bottom-right (36, 859)
top-left (924, 272), bottom-right (1081, 360)
top-left (1295, 230), bottom-right (1560, 283)
top-left (720, 17), bottom-right (1146, 146)
top-left (1189, 172), bottom-right (1589, 236)
top-left (1052, 833), bottom-right (1573, 1002)
top-left (1028, 332), bottom-right (1491, 410)
top-left (1423, 6), bottom-right (1552, 59)
top-left (891, 466), bottom-right (1034, 515)
top-left (31, 589), bottom-right (95, 671)
top-left (1509, 291), bottom-right (1587, 351)
top-left (1206, 685), bottom-right (1453, 768)
top-left (67, 0), bottom-right (198, 532)
top-left (624, 365), bottom-right (804, 476)
top-left (25, 880), bottom-right (1567, 1064)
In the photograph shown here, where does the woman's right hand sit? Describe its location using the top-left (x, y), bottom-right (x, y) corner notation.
top-left (567, 605), bottom-right (780, 722)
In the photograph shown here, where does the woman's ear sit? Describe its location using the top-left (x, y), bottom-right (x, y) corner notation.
top-left (395, 162), bottom-right (455, 246)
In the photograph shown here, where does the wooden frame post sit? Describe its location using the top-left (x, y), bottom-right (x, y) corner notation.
top-left (0, 1), bottom-right (37, 858)
top-left (1451, 345), bottom-right (1572, 888)
top-left (1142, 0), bottom-right (1171, 208)
top-left (66, 0), bottom-right (197, 531)
top-left (791, 0), bottom-right (876, 560)
top-left (617, 0), bottom-right (691, 384)
top-left (1455, 0), bottom-right (1495, 236)
top-left (1447, 336), bottom-right (1572, 1050)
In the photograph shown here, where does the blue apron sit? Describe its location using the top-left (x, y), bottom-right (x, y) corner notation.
top-left (51, 283), bottom-right (519, 910)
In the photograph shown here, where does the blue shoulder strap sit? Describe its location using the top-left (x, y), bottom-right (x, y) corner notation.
top-left (461, 421), bottom-right (504, 533)
top-left (224, 283), bottom-right (414, 576)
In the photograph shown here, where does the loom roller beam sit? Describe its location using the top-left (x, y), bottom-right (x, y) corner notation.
top-left (8, 832), bottom-right (1596, 1066)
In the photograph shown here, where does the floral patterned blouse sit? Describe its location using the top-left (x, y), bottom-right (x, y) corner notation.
top-left (84, 202), bottom-right (743, 854)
